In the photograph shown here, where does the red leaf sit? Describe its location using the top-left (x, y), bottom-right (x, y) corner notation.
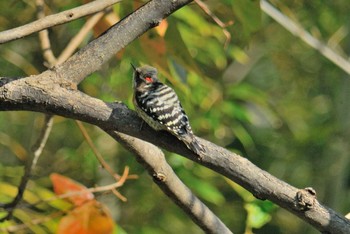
top-left (50, 173), bottom-right (94, 206)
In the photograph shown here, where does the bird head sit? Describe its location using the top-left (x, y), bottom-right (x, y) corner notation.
top-left (132, 64), bottom-right (159, 91)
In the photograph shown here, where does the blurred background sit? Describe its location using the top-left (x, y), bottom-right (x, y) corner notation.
top-left (0, 0), bottom-right (349, 233)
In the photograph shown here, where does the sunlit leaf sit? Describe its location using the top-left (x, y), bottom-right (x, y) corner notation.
top-left (156, 19), bottom-right (168, 37)
top-left (29, 181), bottom-right (71, 211)
top-left (14, 209), bottom-right (49, 234)
top-left (165, 20), bottom-right (202, 74)
top-left (245, 203), bottom-right (272, 229)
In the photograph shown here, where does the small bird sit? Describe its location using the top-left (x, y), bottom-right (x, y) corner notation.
top-left (131, 64), bottom-right (205, 157)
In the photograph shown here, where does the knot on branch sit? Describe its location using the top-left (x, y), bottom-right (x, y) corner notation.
top-left (295, 187), bottom-right (317, 211)
top-left (66, 12), bottom-right (74, 18)
top-left (150, 19), bottom-right (162, 28)
top-left (153, 172), bottom-right (167, 182)
top-left (59, 80), bottom-right (78, 90)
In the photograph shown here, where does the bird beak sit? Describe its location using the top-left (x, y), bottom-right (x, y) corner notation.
top-left (131, 63), bottom-right (137, 71)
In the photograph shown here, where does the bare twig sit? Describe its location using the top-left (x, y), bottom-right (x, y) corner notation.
top-left (2, 49), bottom-right (39, 75)
top-left (112, 189), bottom-right (127, 202)
top-left (37, 0), bottom-right (57, 65)
top-left (45, 166), bottom-right (131, 204)
top-left (0, 0), bottom-right (122, 44)
top-left (75, 120), bottom-right (122, 180)
top-left (31, 115), bottom-right (54, 170)
top-left (260, 0), bottom-right (350, 75)
top-left (194, 0), bottom-right (233, 48)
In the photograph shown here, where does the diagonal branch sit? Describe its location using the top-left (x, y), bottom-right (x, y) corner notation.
top-left (260, 0), bottom-right (350, 75)
top-left (0, 0), bottom-right (122, 44)
top-left (55, 0), bottom-right (194, 84)
top-left (107, 130), bottom-right (232, 234)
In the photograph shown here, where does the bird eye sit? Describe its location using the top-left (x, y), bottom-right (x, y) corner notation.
top-left (145, 77), bottom-right (153, 82)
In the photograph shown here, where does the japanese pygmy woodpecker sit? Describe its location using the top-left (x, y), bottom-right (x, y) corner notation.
top-left (132, 64), bottom-right (205, 157)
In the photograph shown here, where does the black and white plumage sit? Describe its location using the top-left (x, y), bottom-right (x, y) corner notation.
top-left (132, 64), bottom-right (205, 156)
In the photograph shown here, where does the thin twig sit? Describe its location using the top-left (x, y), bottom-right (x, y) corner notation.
top-left (31, 115), bottom-right (54, 170)
top-left (0, 0), bottom-right (122, 44)
top-left (112, 189), bottom-right (127, 202)
top-left (75, 120), bottom-right (122, 180)
top-left (260, 0), bottom-right (350, 75)
top-left (36, 0), bottom-right (57, 65)
top-left (47, 166), bottom-right (130, 203)
top-left (2, 49), bottom-right (39, 75)
top-left (194, 0), bottom-right (233, 48)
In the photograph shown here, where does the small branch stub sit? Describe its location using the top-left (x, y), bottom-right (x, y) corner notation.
top-left (295, 187), bottom-right (317, 211)
top-left (153, 172), bottom-right (167, 182)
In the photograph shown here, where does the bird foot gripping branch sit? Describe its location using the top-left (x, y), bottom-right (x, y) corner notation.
top-left (131, 64), bottom-right (205, 159)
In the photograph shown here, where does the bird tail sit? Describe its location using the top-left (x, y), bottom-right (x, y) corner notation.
top-left (182, 135), bottom-right (205, 157)
top-left (188, 139), bottom-right (205, 156)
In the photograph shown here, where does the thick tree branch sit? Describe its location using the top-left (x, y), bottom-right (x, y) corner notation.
top-left (108, 131), bottom-right (232, 234)
top-left (0, 75), bottom-right (349, 233)
top-left (0, 0), bottom-right (122, 44)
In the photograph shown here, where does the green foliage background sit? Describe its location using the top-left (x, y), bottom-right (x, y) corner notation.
top-left (0, 0), bottom-right (349, 233)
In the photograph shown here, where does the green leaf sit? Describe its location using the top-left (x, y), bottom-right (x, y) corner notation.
top-left (231, 0), bottom-right (261, 36)
top-left (245, 203), bottom-right (272, 229)
top-left (165, 20), bottom-right (202, 74)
